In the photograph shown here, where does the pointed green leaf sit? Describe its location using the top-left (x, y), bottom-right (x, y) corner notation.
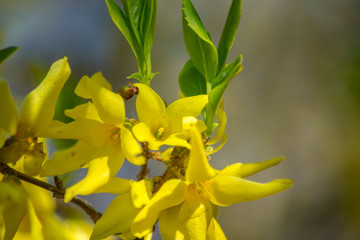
top-left (106, 0), bottom-right (141, 59)
top-left (178, 60), bottom-right (206, 97)
top-left (206, 55), bottom-right (242, 132)
top-left (217, 0), bottom-right (242, 73)
top-left (127, 71), bottom-right (158, 83)
top-left (141, 0), bottom-right (157, 83)
top-left (121, 0), bottom-right (144, 44)
top-left (127, 72), bottom-right (144, 82)
top-left (0, 46), bottom-right (18, 66)
top-left (141, 0), bottom-right (157, 54)
top-left (106, 0), bottom-right (156, 84)
top-left (182, 0), bottom-right (218, 84)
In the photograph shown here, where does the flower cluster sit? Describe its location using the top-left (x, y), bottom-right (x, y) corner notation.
top-left (0, 57), bottom-right (292, 239)
top-left (0, 0), bottom-right (294, 239)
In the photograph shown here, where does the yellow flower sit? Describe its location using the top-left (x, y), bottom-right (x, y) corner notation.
top-left (89, 178), bottom-right (153, 240)
top-left (132, 83), bottom-right (208, 150)
top-left (0, 174), bottom-right (107, 240)
top-left (39, 73), bottom-right (145, 202)
top-left (131, 122), bottom-right (293, 239)
top-left (0, 57), bottom-right (70, 175)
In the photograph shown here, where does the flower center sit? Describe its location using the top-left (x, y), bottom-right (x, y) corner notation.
top-left (150, 118), bottom-right (171, 140)
top-left (186, 182), bottom-right (208, 201)
top-left (154, 127), bottom-right (165, 139)
top-left (110, 127), bottom-right (121, 143)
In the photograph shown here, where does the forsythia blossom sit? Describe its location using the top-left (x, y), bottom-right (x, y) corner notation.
top-left (1, 1), bottom-right (295, 239)
top-left (0, 57), bottom-right (70, 175)
top-left (39, 73), bottom-right (145, 202)
top-left (0, 174), bottom-right (115, 240)
top-left (0, 57), bottom-right (293, 240)
top-left (132, 83), bottom-right (208, 150)
top-left (130, 118), bottom-right (293, 239)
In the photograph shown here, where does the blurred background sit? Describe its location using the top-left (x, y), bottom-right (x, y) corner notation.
top-left (1, 0), bottom-right (359, 239)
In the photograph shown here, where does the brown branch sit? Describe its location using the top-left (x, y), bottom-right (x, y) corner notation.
top-left (0, 162), bottom-right (101, 223)
top-left (161, 147), bottom-right (189, 181)
top-left (137, 142), bottom-right (150, 181)
top-left (137, 161), bottom-right (149, 181)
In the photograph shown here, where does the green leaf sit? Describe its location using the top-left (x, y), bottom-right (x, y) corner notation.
top-left (106, 0), bottom-right (156, 85)
top-left (182, 0), bottom-right (218, 84)
top-left (121, 0), bottom-right (144, 44)
top-left (210, 55), bottom-right (242, 108)
top-left (140, 0), bottom-right (157, 82)
top-left (217, 0), bottom-right (242, 73)
top-left (206, 55), bottom-right (242, 132)
top-left (141, 0), bottom-right (157, 52)
top-left (178, 60), bottom-right (206, 97)
top-left (127, 72), bottom-right (144, 82)
top-left (127, 71), bottom-right (159, 83)
top-left (106, 0), bottom-right (141, 59)
top-left (0, 46), bottom-right (18, 66)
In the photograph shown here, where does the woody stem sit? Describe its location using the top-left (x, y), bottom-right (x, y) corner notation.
top-left (0, 162), bottom-right (102, 223)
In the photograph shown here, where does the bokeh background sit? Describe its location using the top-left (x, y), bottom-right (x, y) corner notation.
top-left (1, 0), bottom-right (360, 239)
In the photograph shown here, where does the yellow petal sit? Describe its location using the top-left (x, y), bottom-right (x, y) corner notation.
top-left (162, 134), bottom-right (191, 149)
top-left (22, 181), bottom-right (55, 213)
top-left (240, 157), bottom-right (285, 178)
top-left (90, 193), bottom-right (139, 240)
top-left (130, 180), bottom-right (152, 208)
top-left (26, 198), bottom-right (43, 240)
top-left (131, 179), bottom-right (187, 238)
top-left (216, 163), bottom-right (243, 178)
top-left (74, 73), bottom-right (124, 126)
top-left (64, 144), bottom-right (124, 202)
top-left (132, 122), bottom-right (161, 150)
top-left (206, 133), bottom-right (227, 155)
top-left (0, 80), bottom-right (19, 135)
top-left (158, 206), bottom-right (184, 240)
top-left (217, 157), bottom-right (285, 178)
top-left (75, 73), bottom-right (112, 99)
top-left (207, 176), bottom-right (294, 206)
top-left (186, 127), bottom-right (216, 183)
top-left (135, 83), bottom-right (166, 127)
top-left (178, 199), bottom-right (211, 240)
top-left (207, 98), bottom-right (227, 145)
top-left (41, 141), bottom-right (95, 176)
top-left (166, 95), bottom-right (208, 134)
top-left (207, 218), bottom-right (227, 240)
top-left (182, 116), bottom-right (207, 138)
top-left (121, 126), bottom-right (146, 165)
top-left (46, 119), bottom-right (66, 128)
top-left (92, 177), bottom-right (130, 194)
top-left (37, 119), bottom-right (109, 147)
top-left (74, 75), bottom-right (91, 98)
top-left (144, 232), bottom-right (153, 240)
top-left (20, 57), bottom-right (71, 133)
top-left (0, 178), bottom-right (27, 240)
top-left (89, 84), bottom-right (125, 127)
top-left (64, 102), bottom-right (101, 122)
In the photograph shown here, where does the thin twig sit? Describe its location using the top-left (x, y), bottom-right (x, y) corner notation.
top-left (0, 162), bottom-right (101, 223)
top-left (137, 142), bottom-right (150, 181)
top-left (137, 161), bottom-right (149, 181)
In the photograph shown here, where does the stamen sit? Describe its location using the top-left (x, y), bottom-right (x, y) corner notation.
top-left (110, 128), bottom-right (120, 141)
top-left (155, 127), bottom-right (165, 139)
